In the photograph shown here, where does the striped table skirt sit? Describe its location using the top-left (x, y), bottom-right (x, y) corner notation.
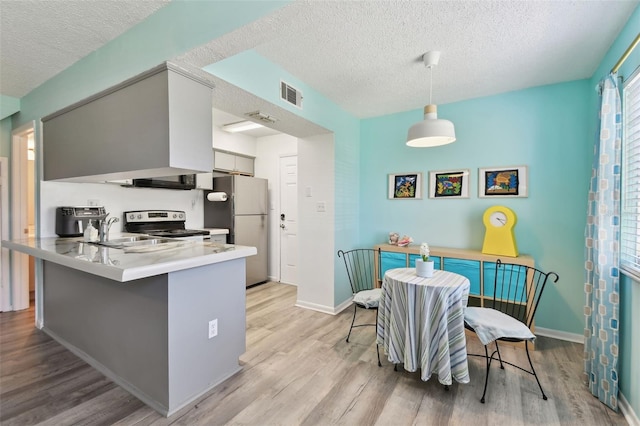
top-left (377, 268), bottom-right (471, 385)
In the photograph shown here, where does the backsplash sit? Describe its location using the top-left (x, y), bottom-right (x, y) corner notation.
top-left (39, 181), bottom-right (204, 238)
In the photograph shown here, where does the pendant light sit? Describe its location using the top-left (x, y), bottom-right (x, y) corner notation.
top-left (406, 51), bottom-right (456, 147)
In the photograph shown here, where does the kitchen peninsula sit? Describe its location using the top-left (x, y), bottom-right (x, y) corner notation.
top-left (2, 236), bottom-right (257, 417)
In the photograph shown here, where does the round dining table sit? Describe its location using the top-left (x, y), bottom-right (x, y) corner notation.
top-left (376, 267), bottom-right (471, 385)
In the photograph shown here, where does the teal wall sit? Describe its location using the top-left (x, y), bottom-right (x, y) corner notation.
top-left (1, 96), bottom-right (19, 159)
top-left (589, 6), bottom-right (640, 417)
top-left (360, 80), bottom-right (590, 334)
top-left (1, 96), bottom-right (20, 120)
top-left (0, 117), bottom-right (11, 158)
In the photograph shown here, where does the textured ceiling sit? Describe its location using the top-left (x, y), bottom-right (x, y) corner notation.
top-left (0, 0), bottom-right (169, 98)
top-left (197, 0), bottom-right (638, 118)
top-left (0, 0), bottom-right (637, 122)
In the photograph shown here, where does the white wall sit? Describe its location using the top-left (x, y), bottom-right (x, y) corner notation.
top-left (39, 181), bottom-right (205, 238)
top-left (212, 126), bottom-right (257, 157)
top-left (255, 133), bottom-right (297, 282)
top-left (296, 134), bottom-right (335, 312)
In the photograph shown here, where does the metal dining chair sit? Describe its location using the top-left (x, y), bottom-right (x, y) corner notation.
top-left (464, 259), bottom-right (559, 403)
top-left (337, 248), bottom-right (382, 367)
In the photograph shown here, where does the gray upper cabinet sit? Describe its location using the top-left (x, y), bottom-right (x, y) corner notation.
top-left (42, 62), bottom-right (214, 182)
top-left (213, 150), bottom-right (254, 176)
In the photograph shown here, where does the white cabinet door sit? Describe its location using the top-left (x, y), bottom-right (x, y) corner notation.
top-left (213, 150), bottom-right (255, 176)
top-left (234, 155), bottom-right (254, 175)
top-left (213, 151), bottom-right (235, 172)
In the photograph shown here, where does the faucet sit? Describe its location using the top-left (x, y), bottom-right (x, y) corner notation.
top-left (98, 215), bottom-right (120, 242)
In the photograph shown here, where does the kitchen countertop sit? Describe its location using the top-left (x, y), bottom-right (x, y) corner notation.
top-left (2, 234), bottom-right (256, 282)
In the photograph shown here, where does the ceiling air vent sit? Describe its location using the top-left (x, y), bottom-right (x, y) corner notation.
top-left (280, 81), bottom-right (302, 108)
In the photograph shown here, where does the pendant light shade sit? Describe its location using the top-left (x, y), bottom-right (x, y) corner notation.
top-left (406, 52), bottom-right (456, 147)
top-left (407, 105), bottom-right (456, 147)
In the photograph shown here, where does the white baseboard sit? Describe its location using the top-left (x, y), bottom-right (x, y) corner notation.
top-left (333, 298), bottom-right (353, 314)
top-left (273, 279), bottom-right (296, 287)
top-left (295, 297), bottom-right (352, 315)
top-left (535, 326), bottom-right (583, 343)
top-left (620, 391), bottom-right (640, 426)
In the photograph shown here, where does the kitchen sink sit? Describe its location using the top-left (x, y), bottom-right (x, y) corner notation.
top-left (89, 235), bottom-right (174, 249)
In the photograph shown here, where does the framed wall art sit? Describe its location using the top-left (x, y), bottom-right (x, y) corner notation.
top-left (428, 169), bottom-right (470, 199)
top-left (388, 172), bottom-right (422, 199)
top-left (479, 165), bottom-right (528, 198)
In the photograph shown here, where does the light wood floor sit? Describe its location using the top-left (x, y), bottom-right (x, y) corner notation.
top-left (0, 282), bottom-right (627, 425)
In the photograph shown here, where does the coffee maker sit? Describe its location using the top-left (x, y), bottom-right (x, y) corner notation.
top-left (55, 206), bottom-right (107, 237)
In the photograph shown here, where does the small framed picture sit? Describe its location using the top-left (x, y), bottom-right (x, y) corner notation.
top-left (388, 172), bottom-right (422, 199)
top-left (479, 166), bottom-right (528, 198)
top-left (428, 169), bottom-right (470, 199)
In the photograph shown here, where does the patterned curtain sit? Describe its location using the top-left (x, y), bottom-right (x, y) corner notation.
top-left (584, 73), bottom-right (621, 411)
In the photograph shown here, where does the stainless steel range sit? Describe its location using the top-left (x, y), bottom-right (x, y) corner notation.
top-left (123, 210), bottom-right (210, 239)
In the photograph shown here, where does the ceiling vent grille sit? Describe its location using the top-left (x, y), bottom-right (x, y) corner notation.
top-left (280, 81), bottom-right (302, 108)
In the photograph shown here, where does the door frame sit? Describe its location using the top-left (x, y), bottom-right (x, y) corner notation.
top-left (9, 121), bottom-right (36, 312)
top-left (1, 157), bottom-right (10, 311)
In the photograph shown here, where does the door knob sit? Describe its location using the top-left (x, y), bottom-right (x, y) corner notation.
top-left (280, 224), bottom-right (285, 229)
top-left (280, 213), bottom-right (285, 221)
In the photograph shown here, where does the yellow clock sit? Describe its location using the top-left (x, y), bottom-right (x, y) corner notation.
top-left (482, 205), bottom-right (518, 257)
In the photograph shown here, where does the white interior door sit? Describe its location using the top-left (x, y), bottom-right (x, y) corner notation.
top-left (279, 155), bottom-right (298, 285)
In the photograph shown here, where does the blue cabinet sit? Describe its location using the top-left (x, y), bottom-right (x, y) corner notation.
top-left (409, 253), bottom-right (441, 270)
top-left (380, 251), bottom-right (407, 277)
top-left (443, 258), bottom-right (481, 296)
top-left (375, 243), bottom-right (534, 311)
top-left (380, 251), bottom-right (442, 277)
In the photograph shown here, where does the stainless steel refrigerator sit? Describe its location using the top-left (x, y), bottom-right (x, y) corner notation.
top-left (204, 175), bottom-right (268, 286)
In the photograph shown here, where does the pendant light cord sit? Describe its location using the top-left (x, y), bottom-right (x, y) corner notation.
top-left (428, 65), bottom-right (433, 105)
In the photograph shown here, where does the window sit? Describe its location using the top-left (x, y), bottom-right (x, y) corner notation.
top-left (621, 67), bottom-right (640, 280)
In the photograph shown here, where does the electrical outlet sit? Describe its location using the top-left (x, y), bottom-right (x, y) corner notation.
top-left (208, 319), bottom-right (218, 339)
top-left (316, 201), bottom-right (326, 212)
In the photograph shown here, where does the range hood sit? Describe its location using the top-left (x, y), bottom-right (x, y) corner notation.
top-left (42, 62), bottom-right (214, 183)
